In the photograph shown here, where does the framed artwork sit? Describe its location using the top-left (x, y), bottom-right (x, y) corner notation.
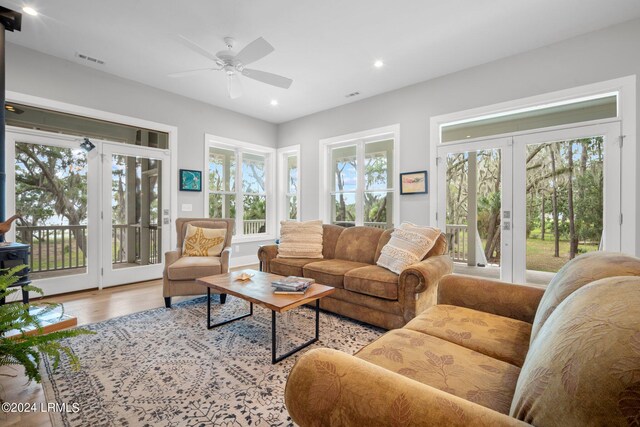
top-left (179, 169), bottom-right (202, 192)
top-left (400, 170), bottom-right (428, 195)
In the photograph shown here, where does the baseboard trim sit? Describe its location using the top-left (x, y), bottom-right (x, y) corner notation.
top-left (230, 254), bottom-right (259, 268)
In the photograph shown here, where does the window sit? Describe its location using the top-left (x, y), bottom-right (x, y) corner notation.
top-left (320, 125), bottom-right (399, 229)
top-left (205, 135), bottom-right (275, 242)
top-left (277, 145), bottom-right (300, 224)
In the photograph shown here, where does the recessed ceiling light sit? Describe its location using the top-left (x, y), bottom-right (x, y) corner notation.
top-left (374, 60), bottom-right (384, 68)
top-left (22, 6), bottom-right (38, 16)
top-left (466, 135), bottom-right (471, 138)
top-left (270, 99), bottom-right (278, 106)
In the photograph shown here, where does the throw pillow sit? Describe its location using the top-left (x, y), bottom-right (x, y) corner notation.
top-left (377, 222), bottom-right (441, 274)
top-left (182, 224), bottom-right (226, 257)
top-left (278, 220), bottom-right (324, 259)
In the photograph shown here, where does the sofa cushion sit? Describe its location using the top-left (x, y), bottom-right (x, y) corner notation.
top-left (334, 226), bottom-right (384, 264)
top-left (182, 224), bottom-right (226, 257)
top-left (405, 305), bottom-right (531, 367)
top-left (425, 232), bottom-right (448, 259)
top-left (530, 252), bottom-right (640, 343)
top-left (344, 265), bottom-right (399, 300)
top-left (270, 257), bottom-right (319, 277)
top-left (303, 259), bottom-right (370, 288)
top-left (278, 219), bottom-right (324, 259)
top-left (374, 229), bottom-right (394, 263)
top-left (321, 224), bottom-right (345, 259)
top-left (377, 223), bottom-right (441, 274)
top-left (511, 277), bottom-right (640, 426)
top-left (167, 256), bottom-right (221, 281)
top-left (356, 329), bottom-right (521, 414)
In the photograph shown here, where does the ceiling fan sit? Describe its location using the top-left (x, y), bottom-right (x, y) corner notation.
top-left (170, 35), bottom-right (293, 99)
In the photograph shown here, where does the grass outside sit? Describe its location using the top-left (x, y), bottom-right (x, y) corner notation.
top-left (526, 237), bottom-right (598, 273)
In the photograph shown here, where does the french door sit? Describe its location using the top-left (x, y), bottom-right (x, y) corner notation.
top-left (437, 121), bottom-right (621, 285)
top-left (101, 143), bottom-right (170, 287)
top-left (436, 137), bottom-right (513, 282)
top-left (6, 130), bottom-right (100, 296)
top-left (511, 122), bottom-right (621, 284)
top-left (6, 129), bottom-right (171, 296)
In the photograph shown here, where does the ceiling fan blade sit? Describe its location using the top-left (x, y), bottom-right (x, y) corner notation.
top-left (228, 74), bottom-right (243, 99)
top-left (177, 34), bottom-right (220, 63)
top-left (234, 37), bottom-right (274, 65)
top-left (241, 68), bottom-right (293, 89)
top-left (168, 68), bottom-right (215, 78)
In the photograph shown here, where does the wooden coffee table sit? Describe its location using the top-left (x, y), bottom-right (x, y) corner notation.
top-left (196, 269), bottom-right (335, 364)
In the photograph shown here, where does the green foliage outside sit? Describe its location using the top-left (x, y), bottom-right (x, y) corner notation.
top-left (447, 137), bottom-right (604, 273)
top-left (0, 266), bottom-right (93, 388)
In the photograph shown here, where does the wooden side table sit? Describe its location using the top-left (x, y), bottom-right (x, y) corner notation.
top-left (0, 242), bottom-right (31, 304)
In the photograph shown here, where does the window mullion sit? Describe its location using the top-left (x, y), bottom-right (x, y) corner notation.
top-left (355, 139), bottom-right (365, 226)
top-left (236, 150), bottom-right (244, 237)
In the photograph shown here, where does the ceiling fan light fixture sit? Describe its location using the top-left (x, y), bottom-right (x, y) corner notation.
top-left (22, 6), bottom-right (38, 16)
top-left (374, 59), bottom-right (384, 68)
top-left (174, 34), bottom-right (293, 99)
top-left (270, 99), bottom-right (278, 106)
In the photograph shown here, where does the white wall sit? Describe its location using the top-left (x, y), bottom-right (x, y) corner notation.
top-left (277, 18), bottom-right (640, 256)
top-left (5, 42), bottom-right (277, 259)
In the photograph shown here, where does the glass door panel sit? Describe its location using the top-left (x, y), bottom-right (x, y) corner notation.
top-left (111, 154), bottom-right (162, 269)
top-left (6, 130), bottom-right (100, 297)
top-left (513, 123), bottom-right (620, 285)
top-left (15, 142), bottom-right (89, 279)
top-left (102, 144), bottom-right (170, 287)
top-left (437, 138), bottom-right (512, 281)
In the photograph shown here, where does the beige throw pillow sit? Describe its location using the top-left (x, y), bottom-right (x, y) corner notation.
top-left (377, 222), bottom-right (441, 274)
top-left (278, 220), bottom-right (323, 259)
top-left (182, 224), bottom-right (226, 257)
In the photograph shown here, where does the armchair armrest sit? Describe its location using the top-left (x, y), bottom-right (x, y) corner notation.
top-left (438, 274), bottom-right (545, 323)
top-left (220, 247), bottom-right (232, 273)
top-left (164, 249), bottom-right (180, 268)
top-left (400, 255), bottom-right (453, 294)
top-left (257, 244), bottom-right (279, 272)
top-left (285, 348), bottom-right (528, 427)
top-left (399, 255), bottom-right (453, 322)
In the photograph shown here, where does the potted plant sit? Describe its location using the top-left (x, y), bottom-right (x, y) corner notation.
top-left (0, 265), bottom-right (93, 387)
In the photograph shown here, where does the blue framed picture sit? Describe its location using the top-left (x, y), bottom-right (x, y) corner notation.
top-left (400, 170), bottom-right (428, 195)
top-left (179, 169), bottom-right (202, 192)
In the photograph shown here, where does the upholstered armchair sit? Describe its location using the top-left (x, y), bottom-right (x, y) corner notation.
top-left (163, 218), bottom-right (234, 308)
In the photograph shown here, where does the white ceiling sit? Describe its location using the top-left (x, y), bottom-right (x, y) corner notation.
top-left (3, 0), bottom-right (640, 124)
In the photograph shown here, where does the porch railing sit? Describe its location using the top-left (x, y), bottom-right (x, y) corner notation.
top-left (16, 225), bottom-right (87, 273)
top-left (111, 224), bottom-right (160, 265)
top-left (16, 224), bottom-right (160, 274)
top-left (243, 219), bottom-right (266, 234)
top-left (446, 224), bottom-right (469, 262)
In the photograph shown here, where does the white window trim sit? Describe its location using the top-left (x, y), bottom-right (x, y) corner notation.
top-left (319, 124), bottom-right (400, 227)
top-left (428, 75), bottom-right (637, 256)
top-left (204, 134), bottom-right (276, 244)
top-left (276, 145), bottom-right (301, 232)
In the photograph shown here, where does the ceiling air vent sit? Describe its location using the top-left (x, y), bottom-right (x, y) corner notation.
top-left (75, 52), bottom-right (105, 65)
top-left (345, 91), bottom-right (360, 98)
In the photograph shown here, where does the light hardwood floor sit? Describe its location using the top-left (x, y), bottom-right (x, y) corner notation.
top-left (0, 265), bottom-right (258, 427)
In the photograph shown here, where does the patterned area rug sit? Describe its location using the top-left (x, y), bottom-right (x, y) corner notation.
top-left (40, 296), bottom-right (384, 426)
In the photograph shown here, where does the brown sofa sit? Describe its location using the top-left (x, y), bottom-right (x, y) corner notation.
top-left (163, 218), bottom-right (234, 308)
top-left (258, 224), bottom-right (453, 330)
top-left (285, 251), bottom-right (640, 426)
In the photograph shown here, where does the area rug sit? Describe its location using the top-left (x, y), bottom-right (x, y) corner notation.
top-left (40, 296), bottom-right (384, 426)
